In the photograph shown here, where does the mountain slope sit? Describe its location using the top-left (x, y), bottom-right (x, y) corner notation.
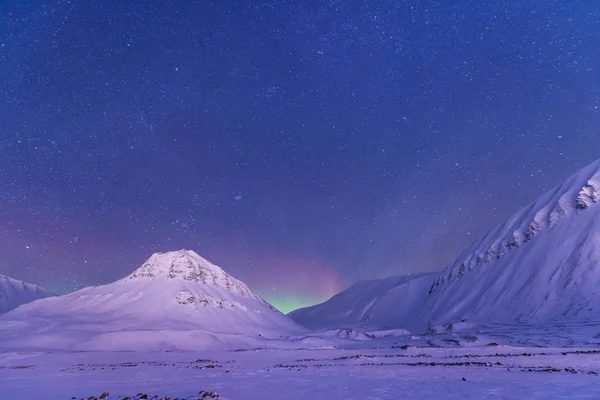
top-left (292, 159), bottom-right (600, 333)
top-left (289, 273), bottom-right (438, 332)
top-left (0, 275), bottom-right (53, 314)
top-left (422, 158), bottom-right (600, 327)
top-left (0, 250), bottom-right (306, 351)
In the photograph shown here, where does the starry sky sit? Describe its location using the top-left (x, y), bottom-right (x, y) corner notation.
top-left (1, 0), bottom-right (599, 313)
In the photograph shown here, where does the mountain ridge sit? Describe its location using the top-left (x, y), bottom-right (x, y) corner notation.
top-left (289, 273), bottom-right (438, 332)
top-left (292, 158), bottom-right (600, 332)
top-left (122, 249), bottom-right (262, 301)
top-left (0, 274), bottom-right (53, 314)
top-left (429, 159), bottom-right (600, 296)
top-left (421, 158), bottom-right (600, 327)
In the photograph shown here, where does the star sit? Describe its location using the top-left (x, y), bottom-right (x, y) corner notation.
top-left (0, 0), bottom-right (598, 312)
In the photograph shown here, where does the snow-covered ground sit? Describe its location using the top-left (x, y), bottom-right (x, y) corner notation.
top-left (3, 323), bottom-right (600, 399)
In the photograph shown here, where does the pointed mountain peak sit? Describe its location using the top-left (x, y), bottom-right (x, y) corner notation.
top-left (126, 249), bottom-right (223, 279)
top-left (123, 249), bottom-right (257, 298)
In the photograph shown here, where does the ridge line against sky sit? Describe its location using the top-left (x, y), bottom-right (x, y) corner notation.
top-left (1, 0), bottom-right (599, 312)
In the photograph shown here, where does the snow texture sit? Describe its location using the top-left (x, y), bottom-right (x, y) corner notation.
top-left (423, 158), bottom-right (600, 328)
top-left (0, 274), bottom-right (53, 314)
top-left (0, 250), bottom-right (306, 351)
top-left (4, 160), bottom-right (600, 398)
top-left (289, 273), bottom-right (437, 332)
top-left (3, 323), bottom-right (600, 400)
top-left (292, 159), bottom-right (600, 333)
top-left (124, 250), bottom-right (259, 299)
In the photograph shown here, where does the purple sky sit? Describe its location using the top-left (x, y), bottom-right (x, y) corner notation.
top-left (1, 0), bottom-right (599, 311)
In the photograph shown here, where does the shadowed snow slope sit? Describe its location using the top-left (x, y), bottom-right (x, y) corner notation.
top-left (289, 273), bottom-right (438, 332)
top-left (422, 158), bottom-right (600, 328)
top-left (0, 275), bottom-right (53, 314)
top-left (0, 250), bottom-right (306, 351)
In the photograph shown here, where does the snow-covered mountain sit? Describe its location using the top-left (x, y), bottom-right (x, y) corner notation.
top-left (289, 273), bottom-right (437, 332)
top-left (422, 158), bottom-right (600, 327)
top-left (0, 274), bottom-right (53, 314)
top-left (292, 159), bottom-right (600, 333)
top-left (0, 250), bottom-right (306, 351)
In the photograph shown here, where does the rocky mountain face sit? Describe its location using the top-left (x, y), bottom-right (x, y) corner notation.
top-left (123, 250), bottom-right (260, 300)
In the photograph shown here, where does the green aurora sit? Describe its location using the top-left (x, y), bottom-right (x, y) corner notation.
top-left (266, 297), bottom-right (327, 314)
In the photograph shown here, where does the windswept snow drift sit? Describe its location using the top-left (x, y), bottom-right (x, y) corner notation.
top-left (0, 250), bottom-right (307, 351)
top-left (289, 273), bottom-right (437, 332)
top-left (0, 274), bottom-right (53, 314)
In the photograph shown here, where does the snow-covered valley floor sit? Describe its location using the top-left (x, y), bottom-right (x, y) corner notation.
top-left (3, 324), bottom-right (600, 400)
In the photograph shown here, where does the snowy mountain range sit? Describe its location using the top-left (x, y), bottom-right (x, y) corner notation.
top-left (4, 159), bottom-right (600, 350)
top-left (0, 250), bottom-right (306, 351)
top-left (292, 159), bottom-right (600, 332)
top-left (0, 274), bottom-right (53, 314)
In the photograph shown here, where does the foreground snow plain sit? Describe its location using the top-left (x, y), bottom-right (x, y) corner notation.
top-left (3, 323), bottom-right (600, 400)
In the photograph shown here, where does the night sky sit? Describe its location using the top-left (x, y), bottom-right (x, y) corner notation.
top-left (1, 1), bottom-right (599, 313)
